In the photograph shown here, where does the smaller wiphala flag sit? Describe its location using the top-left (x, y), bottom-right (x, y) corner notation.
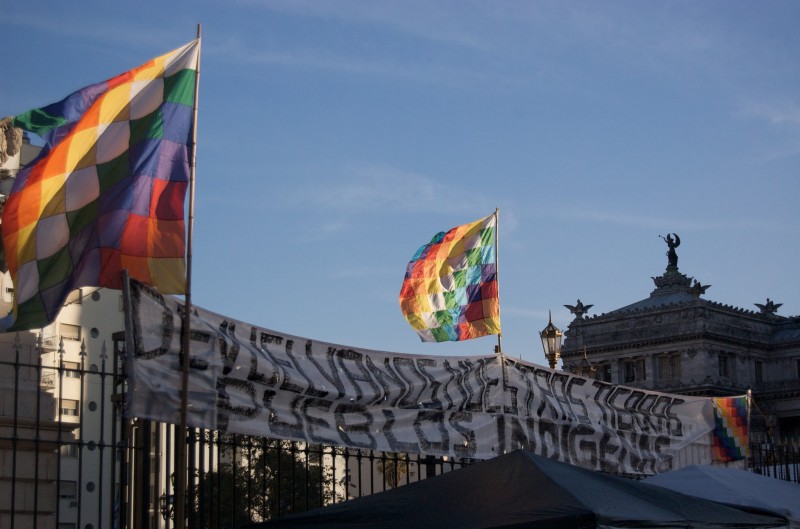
top-left (711, 396), bottom-right (750, 462)
top-left (399, 213), bottom-right (500, 342)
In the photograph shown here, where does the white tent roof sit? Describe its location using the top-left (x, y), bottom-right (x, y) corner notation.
top-left (644, 465), bottom-right (800, 528)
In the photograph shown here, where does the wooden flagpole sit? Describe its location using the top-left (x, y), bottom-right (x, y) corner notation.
top-left (174, 24), bottom-right (201, 529)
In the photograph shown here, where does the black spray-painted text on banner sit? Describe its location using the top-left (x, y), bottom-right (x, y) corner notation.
top-left (126, 281), bottom-right (713, 476)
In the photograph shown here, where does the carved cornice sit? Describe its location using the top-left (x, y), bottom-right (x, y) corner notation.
top-left (564, 295), bottom-right (798, 356)
top-left (579, 297), bottom-right (782, 322)
top-left (750, 379), bottom-right (800, 400)
top-left (562, 332), bottom-right (709, 358)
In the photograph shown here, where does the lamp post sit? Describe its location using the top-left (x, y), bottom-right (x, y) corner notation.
top-left (539, 311), bottom-right (563, 370)
top-left (160, 472), bottom-right (177, 521)
top-left (159, 493), bottom-right (174, 521)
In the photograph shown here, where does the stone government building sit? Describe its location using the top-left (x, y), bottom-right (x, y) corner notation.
top-left (561, 234), bottom-right (800, 439)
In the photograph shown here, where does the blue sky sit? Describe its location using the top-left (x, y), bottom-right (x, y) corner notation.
top-left (3, 1), bottom-right (799, 365)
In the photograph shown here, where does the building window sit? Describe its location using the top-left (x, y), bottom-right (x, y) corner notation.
top-left (718, 353), bottom-right (731, 378)
top-left (59, 480), bottom-right (77, 499)
top-left (65, 288), bottom-right (83, 305)
top-left (658, 353), bottom-right (681, 380)
top-left (755, 361), bottom-right (764, 384)
top-left (60, 323), bottom-right (81, 341)
top-left (623, 358), bottom-right (646, 383)
top-left (62, 361), bottom-right (80, 379)
top-left (60, 399), bottom-right (79, 417)
top-left (59, 479), bottom-right (79, 516)
top-left (60, 443), bottom-right (79, 458)
top-left (597, 363), bottom-right (612, 383)
top-left (623, 361), bottom-right (635, 383)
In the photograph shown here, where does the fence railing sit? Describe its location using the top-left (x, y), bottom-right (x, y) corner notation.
top-left (749, 442), bottom-right (800, 483)
top-left (144, 432), bottom-right (472, 529)
top-left (0, 337), bottom-right (797, 529)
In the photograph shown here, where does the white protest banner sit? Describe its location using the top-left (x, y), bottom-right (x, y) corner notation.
top-left (126, 280), bottom-right (715, 475)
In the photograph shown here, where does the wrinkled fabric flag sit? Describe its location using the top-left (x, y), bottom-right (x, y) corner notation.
top-left (399, 213), bottom-right (500, 342)
top-left (712, 395), bottom-right (750, 462)
top-left (1, 39), bottom-right (200, 331)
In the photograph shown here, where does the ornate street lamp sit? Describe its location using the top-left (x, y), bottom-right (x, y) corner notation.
top-left (160, 493), bottom-right (174, 521)
top-left (160, 470), bottom-right (196, 522)
top-left (539, 311), bottom-right (563, 370)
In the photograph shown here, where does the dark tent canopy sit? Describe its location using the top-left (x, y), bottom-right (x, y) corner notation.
top-left (247, 450), bottom-right (788, 529)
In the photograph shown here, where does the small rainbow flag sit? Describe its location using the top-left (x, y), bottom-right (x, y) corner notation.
top-left (1, 39), bottom-right (200, 331)
top-left (399, 213), bottom-right (501, 342)
top-left (712, 395), bottom-right (750, 462)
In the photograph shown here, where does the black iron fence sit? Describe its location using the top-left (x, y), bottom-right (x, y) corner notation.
top-left (0, 335), bottom-right (472, 529)
top-left (147, 432), bottom-right (472, 529)
top-left (0, 335), bottom-right (797, 529)
top-left (749, 440), bottom-right (800, 483)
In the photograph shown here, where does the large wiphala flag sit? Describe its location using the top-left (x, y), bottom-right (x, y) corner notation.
top-left (1, 39), bottom-right (200, 331)
top-left (399, 213), bottom-right (501, 342)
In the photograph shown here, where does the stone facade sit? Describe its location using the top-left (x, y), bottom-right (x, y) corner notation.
top-left (561, 249), bottom-right (800, 439)
top-left (0, 333), bottom-right (79, 529)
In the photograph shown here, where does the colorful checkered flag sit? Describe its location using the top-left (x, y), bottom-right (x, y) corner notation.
top-left (399, 212), bottom-right (501, 342)
top-left (1, 39), bottom-right (200, 331)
